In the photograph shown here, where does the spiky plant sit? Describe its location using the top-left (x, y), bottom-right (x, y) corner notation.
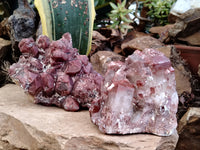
top-left (34, 0), bottom-right (95, 55)
top-left (108, 0), bottom-right (133, 39)
top-left (0, 61), bottom-right (12, 87)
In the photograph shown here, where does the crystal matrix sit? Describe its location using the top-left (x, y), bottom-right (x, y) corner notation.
top-left (90, 49), bottom-right (178, 136)
top-left (9, 33), bottom-right (102, 111)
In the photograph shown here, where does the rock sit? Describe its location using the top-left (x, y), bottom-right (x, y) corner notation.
top-left (165, 46), bottom-right (191, 95)
top-left (170, 0), bottom-right (200, 19)
top-left (176, 107), bottom-right (200, 150)
top-left (8, 0), bottom-right (36, 61)
top-left (119, 31), bottom-right (149, 55)
top-left (169, 0), bottom-right (200, 38)
top-left (90, 51), bottom-right (125, 75)
top-left (92, 31), bottom-right (107, 41)
top-left (121, 36), bottom-right (164, 55)
top-left (91, 31), bottom-right (109, 56)
top-left (0, 84), bottom-right (178, 150)
top-left (178, 31), bottom-right (200, 46)
top-left (9, 33), bottom-right (102, 111)
top-left (149, 24), bottom-right (174, 43)
top-left (174, 65), bottom-right (191, 95)
top-left (155, 45), bottom-right (172, 58)
top-left (124, 30), bottom-right (150, 40)
top-left (90, 49), bottom-right (178, 136)
top-left (0, 38), bottom-right (12, 60)
top-left (92, 46), bottom-right (191, 95)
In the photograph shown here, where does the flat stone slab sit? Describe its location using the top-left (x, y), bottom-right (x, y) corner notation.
top-left (0, 84), bottom-right (178, 150)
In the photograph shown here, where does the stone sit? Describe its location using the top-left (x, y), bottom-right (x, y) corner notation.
top-left (157, 46), bottom-right (191, 95)
top-left (170, 46), bottom-right (192, 94)
top-left (170, 0), bottom-right (200, 19)
top-left (9, 33), bottom-right (102, 111)
top-left (121, 36), bottom-right (164, 55)
top-left (91, 31), bottom-right (109, 56)
top-left (92, 31), bottom-right (107, 41)
top-left (8, 0), bottom-right (37, 61)
top-left (93, 46), bottom-right (191, 96)
top-left (174, 66), bottom-right (191, 95)
top-left (0, 84), bottom-right (178, 150)
top-left (155, 45), bottom-right (172, 58)
top-left (175, 107), bottom-right (200, 150)
top-left (158, 46), bottom-right (191, 95)
top-left (90, 49), bottom-right (179, 136)
top-left (178, 31), bottom-right (200, 46)
top-left (169, 0), bottom-right (200, 38)
top-left (149, 24), bottom-right (174, 43)
top-left (125, 30), bottom-right (150, 40)
top-left (90, 51), bottom-right (125, 75)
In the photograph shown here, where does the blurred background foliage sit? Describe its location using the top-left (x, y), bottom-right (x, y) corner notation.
top-left (144, 0), bottom-right (176, 26)
top-left (0, 0), bottom-right (176, 32)
top-left (94, 0), bottom-right (176, 30)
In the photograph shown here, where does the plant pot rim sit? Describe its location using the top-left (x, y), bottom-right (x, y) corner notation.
top-left (174, 44), bottom-right (200, 75)
top-left (174, 44), bottom-right (200, 51)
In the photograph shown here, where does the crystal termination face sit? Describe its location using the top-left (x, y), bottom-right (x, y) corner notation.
top-left (9, 33), bottom-right (102, 111)
top-left (90, 49), bottom-right (178, 136)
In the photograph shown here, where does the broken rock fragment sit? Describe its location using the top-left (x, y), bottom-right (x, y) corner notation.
top-left (90, 48), bottom-right (178, 136)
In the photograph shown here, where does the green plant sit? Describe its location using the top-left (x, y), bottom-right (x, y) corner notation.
top-left (93, 0), bottom-right (136, 29)
top-left (109, 0), bottom-right (133, 38)
top-left (34, 0), bottom-right (95, 55)
top-left (144, 0), bottom-right (176, 25)
top-left (93, 0), bottom-right (115, 29)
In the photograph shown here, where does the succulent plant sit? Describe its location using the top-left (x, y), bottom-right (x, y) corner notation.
top-left (34, 0), bottom-right (95, 55)
top-left (144, 0), bottom-right (176, 25)
top-left (108, 0), bottom-right (133, 38)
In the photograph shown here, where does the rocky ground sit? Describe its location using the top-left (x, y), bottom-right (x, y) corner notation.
top-left (0, 84), bottom-right (178, 150)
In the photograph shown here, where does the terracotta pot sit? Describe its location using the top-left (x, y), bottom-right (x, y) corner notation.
top-left (174, 45), bottom-right (200, 75)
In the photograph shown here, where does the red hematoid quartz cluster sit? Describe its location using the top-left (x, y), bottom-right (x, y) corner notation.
top-left (9, 33), bottom-right (102, 111)
top-left (89, 48), bottom-right (178, 136)
top-left (9, 32), bottom-right (178, 136)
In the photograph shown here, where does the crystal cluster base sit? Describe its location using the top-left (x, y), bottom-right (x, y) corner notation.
top-left (90, 49), bottom-right (178, 136)
top-left (9, 33), bottom-right (102, 111)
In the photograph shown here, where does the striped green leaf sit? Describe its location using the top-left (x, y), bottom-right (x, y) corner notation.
top-left (34, 0), bottom-right (95, 55)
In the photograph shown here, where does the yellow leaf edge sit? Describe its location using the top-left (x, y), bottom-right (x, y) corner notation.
top-left (34, 0), bottom-right (53, 40)
top-left (86, 0), bottom-right (96, 56)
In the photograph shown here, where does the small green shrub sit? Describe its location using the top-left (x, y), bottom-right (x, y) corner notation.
top-left (144, 0), bottom-right (176, 25)
top-left (108, 0), bottom-right (133, 37)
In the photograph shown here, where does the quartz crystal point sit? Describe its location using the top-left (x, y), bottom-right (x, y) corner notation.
top-left (9, 33), bottom-right (102, 111)
top-left (90, 49), bottom-right (178, 136)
